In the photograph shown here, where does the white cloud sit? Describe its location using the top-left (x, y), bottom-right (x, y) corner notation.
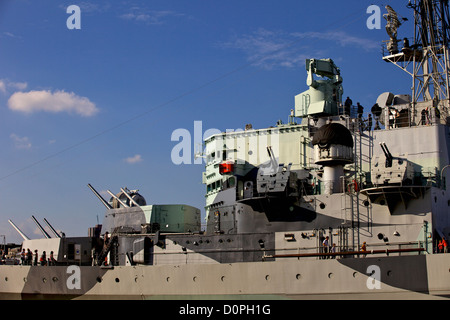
top-left (8, 81), bottom-right (28, 91)
top-left (78, 1), bottom-right (111, 13)
top-left (221, 28), bottom-right (316, 69)
top-left (291, 31), bottom-right (379, 50)
top-left (221, 28), bottom-right (378, 69)
top-left (10, 133), bottom-right (32, 150)
top-left (120, 9), bottom-right (185, 25)
top-left (0, 80), bottom-right (6, 94)
top-left (7, 90), bottom-right (98, 117)
top-left (1, 32), bottom-right (20, 39)
top-left (0, 79), bottom-right (28, 94)
top-left (59, 2), bottom-right (110, 13)
top-left (124, 154), bottom-right (143, 164)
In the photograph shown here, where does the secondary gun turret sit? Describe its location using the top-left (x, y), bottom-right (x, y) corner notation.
top-left (380, 142), bottom-right (394, 168)
top-left (372, 142), bottom-right (414, 186)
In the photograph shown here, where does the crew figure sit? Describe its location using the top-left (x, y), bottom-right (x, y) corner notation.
top-left (344, 97), bottom-right (352, 116)
top-left (33, 250), bottom-right (38, 266)
top-left (40, 251), bottom-right (47, 266)
top-left (26, 249), bottom-right (32, 265)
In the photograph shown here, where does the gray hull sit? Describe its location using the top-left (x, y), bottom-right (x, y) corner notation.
top-left (1, 253), bottom-right (449, 300)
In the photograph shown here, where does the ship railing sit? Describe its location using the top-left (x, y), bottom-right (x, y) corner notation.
top-left (340, 104), bottom-right (449, 133)
top-left (268, 241), bottom-right (426, 260)
top-left (381, 37), bottom-right (416, 60)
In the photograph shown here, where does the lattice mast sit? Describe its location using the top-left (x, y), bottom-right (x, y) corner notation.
top-left (383, 0), bottom-right (450, 124)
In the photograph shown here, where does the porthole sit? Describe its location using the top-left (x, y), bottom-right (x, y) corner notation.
top-left (296, 274), bottom-right (302, 280)
top-left (115, 277), bottom-right (120, 283)
top-left (96, 277), bottom-right (102, 283)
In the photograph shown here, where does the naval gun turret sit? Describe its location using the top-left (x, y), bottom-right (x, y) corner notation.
top-left (108, 187), bottom-right (147, 209)
top-left (372, 142), bottom-right (414, 186)
top-left (87, 184), bottom-right (201, 235)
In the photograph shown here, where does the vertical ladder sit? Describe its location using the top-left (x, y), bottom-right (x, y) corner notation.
top-left (338, 226), bottom-right (349, 253)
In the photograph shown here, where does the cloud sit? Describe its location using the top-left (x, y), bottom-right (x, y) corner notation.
top-left (0, 79), bottom-right (28, 94)
top-left (1, 32), bottom-right (21, 39)
top-left (8, 81), bottom-right (28, 91)
top-left (120, 8), bottom-right (185, 25)
top-left (7, 90), bottom-right (98, 117)
top-left (10, 133), bottom-right (32, 150)
top-left (77, 1), bottom-right (111, 13)
top-left (291, 31), bottom-right (379, 50)
top-left (220, 28), bottom-right (378, 69)
top-left (59, 2), bottom-right (110, 13)
top-left (124, 154), bottom-right (143, 164)
top-left (3, 32), bottom-right (16, 38)
top-left (221, 28), bottom-right (316, 69)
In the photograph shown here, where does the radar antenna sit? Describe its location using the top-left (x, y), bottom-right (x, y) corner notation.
top-left (384, 5), bottom-right (403, 54)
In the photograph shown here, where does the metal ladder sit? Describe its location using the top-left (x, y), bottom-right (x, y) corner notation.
top-left (96, 232), bottom-right (118, 266)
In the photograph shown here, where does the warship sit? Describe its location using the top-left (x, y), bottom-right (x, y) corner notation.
top-left (1, 0), bottom-right (450, 300)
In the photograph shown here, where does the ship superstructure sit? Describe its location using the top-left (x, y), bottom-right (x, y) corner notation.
top-left (1, 1), bottom-right (450, 300)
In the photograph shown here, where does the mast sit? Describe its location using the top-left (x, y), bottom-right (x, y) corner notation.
top-left (382, 0), bottom-right (450, 125)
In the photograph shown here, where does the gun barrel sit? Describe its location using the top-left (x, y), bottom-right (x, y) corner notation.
top-left (43, 218), bottom-right (62, 238)
top-left (107, 190), bottom-right (129, 208)
top-left (8, 219), bottom-right (30, 241)
top-left (88, 183), bottom-right (112, 210)
top-left (380, 142), bottom-right (394, 167)
top-left (120, 188), bottom-right (141, 207)
top-left (31, 215), bottom-right (52, 239)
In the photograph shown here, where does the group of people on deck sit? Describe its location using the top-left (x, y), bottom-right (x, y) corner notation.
top-left (20, 248), bottom-right (56, 266)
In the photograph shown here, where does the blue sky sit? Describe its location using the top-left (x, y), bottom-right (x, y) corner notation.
top-left (0, 0), bottom-right (414, 243)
